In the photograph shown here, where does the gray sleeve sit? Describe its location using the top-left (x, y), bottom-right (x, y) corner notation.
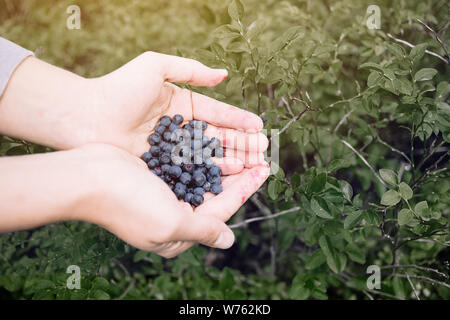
top-left (0, 37), bottom-right (34, 95)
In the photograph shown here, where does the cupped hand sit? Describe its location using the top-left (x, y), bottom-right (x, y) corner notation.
top-left (90, 51), bottom-right (268, 168)
top-left (77, 144), bottom-right (270, 258)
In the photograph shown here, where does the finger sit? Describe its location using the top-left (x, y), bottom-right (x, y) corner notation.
top-left (173, 213), bottom-right (235, 249)
top-left (205, 125), bottom-right (269, 153)
top-left (152, 52), bottom-right (228, 86)
top-left (196, 164), bottom-right (270, 221)
top-left (203, 171), bottom-right (247, 202)
top-left (192, 91), bottom-right (263, 131)
top-left (225, 148), bottom-right (266, 168)
top-left (214, 157), bottom-right (244, 175)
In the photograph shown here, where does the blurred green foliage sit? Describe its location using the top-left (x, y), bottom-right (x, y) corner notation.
top-left (0, 0), bottom-right (449, 300)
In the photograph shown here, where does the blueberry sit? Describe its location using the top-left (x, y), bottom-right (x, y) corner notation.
top-left (205, 163), bottom-right (213, 169)
top-left (182, 163), bottom-right (193, 173)
top-left (161, 142), bottom-right (173, 153)
top-left (174, 187), bottom-right (186, 199)
top-left (184, 192), bottom-right (194, 203)
top-left (191, 139), bottom-right (202, 151)
top-left (148, 158), bottom-right (159, 169)
top-left (159, 153), bottom-right (171, 164)
top-left (261, 116), bottom-right (268, 123)
top-left (173, 114), bottom-right (184, 125)
top-left (209, 165), bottom-right (221, 176)
top-left (163, 174), bottom-right (172, 183)
top-left (152, 167), bottom-right (162, 176)
top-left (175, 182), bottom-right (187, 190)
top-left (194, 167), bottom-right (207, 175)
top-left (168, 123), bottom-right (178, 132)
top-left (194, 187), bottom-right (205, 196)
top-left (169, 165), bottom-right (182, 178)
top-left (202, 147), bottom-right (212, 159)
top-left (191, 194), bottom-right (204, 206)
top-left (150, 145), bottom-right (160, 156)
top-left (155, 124), bottom-right (166, 135)
top-left (159, 116), bottom-right (171, 127)
top-left (201, 121), bottom-right (207, 130)
top-left (193, 172), bottom-right (206, 186)
top-left (163, 131), bottom-right (173, 142)
top-left (203, 181), bottom-right (211, 192)
top-left (208, 174), bottom-right (221, 185)
top-left (141, 152), bottom-right (152, 163)
top-left (161, 164), bottom-right (171, 173)
top-left (180, 172), bottom-right (192, 184)
top-left (211, 183), bottom-right (223, 195)
top-left (148, 132), bottom-right (161, 145)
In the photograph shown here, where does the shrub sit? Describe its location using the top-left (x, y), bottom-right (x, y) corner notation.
top-left (0, 0), bottom-right (448, 299)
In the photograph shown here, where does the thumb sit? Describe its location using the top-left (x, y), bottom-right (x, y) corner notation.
top-left (151, 52), bottom-right (228, 86)
top-left (175, 212), bottom-right (235, 249)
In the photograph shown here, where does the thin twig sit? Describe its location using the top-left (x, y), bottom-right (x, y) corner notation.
top-left (277, 98), bottom-right (320, 136)
top-left (405, 272), bottom-right (420, 300)
top-left (229, 206), bottom-right (300, 229)
top-left (341, 139), bottom-right (387, 187)
top-left (376, 136), bottom-right (411, 164)
top-left (393, 274), bottom-right (450, 289)
top-left (281, 96), bottom-right (295, 117)
top-left (416, 18), bottom-right (449, 61)
top-left (386, 33), bottom-right (448, 64)
top-left (327, 109), bottom-right (354, 164)
top-left (380, 264), bottom-right (448, 279)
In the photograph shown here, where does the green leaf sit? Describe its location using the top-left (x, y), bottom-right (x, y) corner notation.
top-left (219, 268), bottom-right (235, 291)
top-left (310, 173), bottom-right (326, 193)
top-left (311, 197), bottom-right (333, 219)
top-left (359, 62), bottom-right (383, 72)
top-left (398, 182), bottom-right (413, 200)
top-left (414, 68), bottom-right (438, 81)
top-left (385, 42), bottom-right (405, 59)
top-left (319, 236), bottom-right (343, 273)
top-left (344, 210), bottom-right (363, 229)
top-left (268, 180), bottom-right (281, 200)
top-left (381, 190), bottom-right (401, 206)
top-left (305, 250), bottom-right (326, 270)
top-left (271, 161), bottom-right (285, 179)
top-left (270, 26), bottom-right (302, 54)
top-left (89, 289), bottom-right (110, 300)
top-left (409, 43), bottom-right (427, 62)
top-left (346, 244), bottom-right (366, 264)
top-left (398, 208), bottom-right (414, 226)
top-left (291, 173), bottom-right (301, 188)
top-left (328, 159), bottom-right (351, 172)
top-left (228, 0), bottom-right (244, 21)
top-left (379, 169), bottom-right (398, 186)
top-left (246, 20), bottom-right (265, 40)
top-left (414, 201), bottom-right (429, 218)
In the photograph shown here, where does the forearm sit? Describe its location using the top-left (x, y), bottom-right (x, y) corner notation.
top-left (0, 57), bottom-right (97, 150)
top-left (0, 148), bottom-right (96, 233)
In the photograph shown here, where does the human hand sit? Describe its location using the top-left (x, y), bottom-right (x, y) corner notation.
top-left (74, 144), bottom-right (270, 258)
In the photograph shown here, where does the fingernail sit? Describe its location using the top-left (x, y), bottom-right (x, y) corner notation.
top-left (217, 69), bottom-right (228, 78)
top-left (215, 231), bottom-right (235, 249)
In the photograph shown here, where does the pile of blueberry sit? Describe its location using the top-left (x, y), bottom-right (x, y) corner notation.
top-left (141, 114), bottom-right (224, 207)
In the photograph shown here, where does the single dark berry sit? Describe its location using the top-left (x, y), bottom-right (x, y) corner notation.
top-left (184, 192), bottom-right (194, 203)
top-left (169, 165), bottom-right (182, 178)
top-left (191, 194), bottom-right (204, 206)
top-left (161, 164), bottom-right (171, 173)
top-left (159, 153), bottom-right (171, 164)
top-left (163, 174), bottom-right (172, 183)
top-left (172, 114), bottom-right (184, 125)
top-left (194, 187), bottom-right (205, 196)
top-left (141, 152), bottom-right (152, 163)
top-left (148, 132), bottom-right (161, 145)
top-left (203, 181), bottom-right (211, 192)
top-left (193, 172), bottom-right (206, 186)
top-left (183, 163), bottom-right (193, 173)
top-left (211, 183), bottom-right (223, 195)
top-left (175, 182), bottom-right (187, 191)
top-left (174, 187), bottom-right (186, 199)
top-left (209, 165), bottom-right (221, 176)
top-left (180, 172), bottom-right (192, 184)
top-left (168, 123), bottom-right (178, 132)
top-left (261, 116), bottom-right (268, 123)
top-left (148, 158), bottom-right (159, 169)
top-left (194, 167), bottom-right (207, 175)
top-left (161, 142), bottom-right (173, 153)
top-left (152, 168), bottom-right (162, 176)
top-left (159, 116), bottom-right (171, 127)
top-left (163, 131), bottom-right (173, 142)
top-left (208, 174), bottom-right (221, 185)
top-left (150, 145), bottom-right (160, 156)
top-left (155, 124), bottom-right (166, 135)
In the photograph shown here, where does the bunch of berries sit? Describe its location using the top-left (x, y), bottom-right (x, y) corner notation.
top-left (141, 114), bottom-right (224, 207)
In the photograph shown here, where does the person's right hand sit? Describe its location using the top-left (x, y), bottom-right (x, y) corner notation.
top-left (76, 144), bottom-right (270, 258)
